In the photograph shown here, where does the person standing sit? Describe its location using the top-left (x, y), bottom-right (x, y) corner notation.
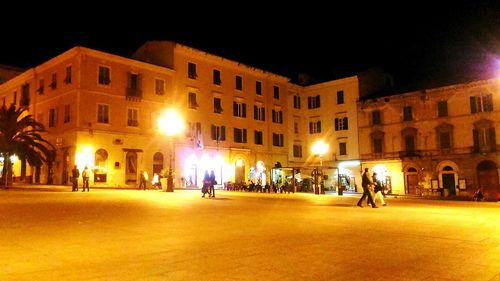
top-left (209, 170), bottom-right (216, 198)
top-left (82, 166), bottom-right (90, 192)
top-left (202, 170), bottom-right (210, 198)
top-left (357, 168), bottom-right (377, 208)
top-left (71, 165), bottom-right (80, 192)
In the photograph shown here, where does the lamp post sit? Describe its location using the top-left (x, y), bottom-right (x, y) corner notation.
top-left (311, 140), bottom-right (329, 195)
top-left (157, 109), bottom-right (185, 192)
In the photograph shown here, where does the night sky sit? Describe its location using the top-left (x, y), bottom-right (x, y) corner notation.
top-left (1, 1), bottom-right (498, 90)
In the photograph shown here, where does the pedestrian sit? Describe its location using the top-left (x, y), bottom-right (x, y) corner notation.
top-left (71, 165), bottom-right (80, 192)
top-left (209, 170), bottom-right (216, 198)
top-left (357, 168), bottom-right (377, 208)
top-left (372, 172), bottom-right (387, 206)
top-left (202, 170), bottom-right (210, 198)
top-left (139, 170), bottom-right (148, 190)
top-left (82, 166), bottom-right (90, 192)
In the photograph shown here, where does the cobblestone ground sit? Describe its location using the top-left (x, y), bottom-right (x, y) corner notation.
top-left (0, 187), bottom-right (499, 281)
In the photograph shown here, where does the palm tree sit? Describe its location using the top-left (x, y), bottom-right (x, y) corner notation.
top-left (0, 104), bottom-right (55, 188)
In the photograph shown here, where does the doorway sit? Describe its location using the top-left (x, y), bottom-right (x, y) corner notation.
top-left (405, 167), bottom-right (418, 195)
top-left (442, 166), bottom-right (456, 196)
top-left (125, 151), bottom-right (137, 184)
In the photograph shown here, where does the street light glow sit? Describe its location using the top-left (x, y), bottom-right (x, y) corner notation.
top-left (157, 109), bottom-right (185, 136)
top-left (311, 140), bottom-right (329, 156)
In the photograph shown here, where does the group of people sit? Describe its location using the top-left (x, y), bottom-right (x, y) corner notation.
top-left (71, 165), bottom-right (90, 192)
top-left (202, 170), bottom-right (216, 198)
top-left (357, 168), bottom-right (387, 208)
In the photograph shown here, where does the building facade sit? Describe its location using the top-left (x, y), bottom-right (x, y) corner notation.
top-left (358, 79), bottom-right (500, 198)
top-left (1, 41), bottom-right (498, 198)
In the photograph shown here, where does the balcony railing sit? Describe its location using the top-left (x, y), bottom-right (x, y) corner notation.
top-left (126, 88), bottom-right (142, 101)
top-left (399, 150), bottom-right (421, 158)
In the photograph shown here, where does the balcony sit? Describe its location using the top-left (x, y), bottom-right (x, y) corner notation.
top-left (126, 88), bottom-right (142, 101)
top-left (399, 150), bottom-right (421, 159)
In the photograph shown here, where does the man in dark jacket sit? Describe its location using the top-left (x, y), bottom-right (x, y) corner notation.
top-left (357, 168), bottom-right (377, 208)
top-left (71, 165), bottom-right (80, 192)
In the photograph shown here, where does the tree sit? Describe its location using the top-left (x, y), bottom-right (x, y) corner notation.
top-left (0, 104), bottom-right (55, 187)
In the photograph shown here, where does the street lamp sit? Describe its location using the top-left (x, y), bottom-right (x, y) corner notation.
top-left (157, 109), bottom-right (185, 192)
top-left (311, 140), bottom-right (329, 194)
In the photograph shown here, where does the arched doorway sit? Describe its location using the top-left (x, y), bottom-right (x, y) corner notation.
top-left (153, 152), bottom-right (164, 175)
top-left (477, 160), bottom-right (499, 197)
top-left (125, 151), bottom-right (137, 184)
top-left (235, 159), bottom-right (245, 184)
top-left (442, 166), bottom-right (456, 196)
top-left (405, 167), bottom-right (418, 195)
top-left (94, 149), bottom-right (108, 183)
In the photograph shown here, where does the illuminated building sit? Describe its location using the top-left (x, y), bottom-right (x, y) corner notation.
top-left (1, 42), bottom-right (497, 198)
top-left (358, 78), bottom-right (500, 198)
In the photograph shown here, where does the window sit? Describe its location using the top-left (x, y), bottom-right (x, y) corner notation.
top-left (49, 108), bottom-right (57, 128)
top-left (272, 133), bottom-right (284, 147)
top-left (234, 128), bottom-right (247, 143)
top-left (293, 95), bottom-right (301, 109)
top-left (233, 101), bottom-right (246, 118)
top-left (309, 121), bottom-right (321, 134)
top-left (373, 138), bottom-right (383, 153)
top-left (37, 79), bottom-right (44, 94)
top-left (256, 81), bottom-right (262, 95)
top-left (188, 62), bottom-right (197, 79)
top-left (188, 92), bottom-right (198, 108)
top-left (98, 66), bottom-right (110, 85)
top-left (473, 120), bottom-right (496, 152)
top-left (254, 104), bottom-right (265, 121)
top-left (308, 95), bottom-right (320, 109)
top-left (405, 136), bottom-right (416, 154)
top-left (127, 108), bottom-right (139, 127)
top-left (339, 142), bottom-right (347, 155)
top-left (20, 84), bottom-right (29, 106)
top-left (128, 73), bottom-right (139, 90)
top-left (50, 73), bottom-right (57, 89)
top-left (155, 79), bottom-right (165, 95)
top-left (403, 106), bottom-right (413, 121)
top-left (337, 90), bottom-right (344, 104)
top-left (254, 130), bottom-right (263, 145)
top-left (436, 123), bottom-right (453, 151)
top-left (470, 95), bottom-right (493, 113)
top-left (213, 69), bottom-right (221, 85)
top-left (214, 97), bottom-right (223, 113)
top-left (211, 125), bottom-right (226, 141)
top-left (272, 109), bottom-right (283, 124)
top-left (439, 132), bottom-right (451, 149)
top-left (437, 101), bottom-right (448, 117)
top-left (273, 86), bottom-right (280, 99)
top-left (372, 110), bottom-right (381, 125)
top-left (293, 145), bottom-right (303, 157)
top-left (64, 104), bottom-right (70, 123)
top-left (401, 127), bottom-right (417, 156)
top-left (294, 122), bottom-right (299, 134)
top-left (65, 66), bottom-right (72, 84)
top-left (235, 75), bottom-right (243, 91)
top-left (335, 117), bottom-right (348, 131)
top-left (97, 104), bottom-right (109, 124)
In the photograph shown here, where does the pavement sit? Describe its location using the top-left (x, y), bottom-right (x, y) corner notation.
top-left (0, 186), bottom-right (499, 280)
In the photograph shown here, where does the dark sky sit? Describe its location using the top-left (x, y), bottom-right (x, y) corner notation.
top-left (1, 1), bottom-right (498, 90)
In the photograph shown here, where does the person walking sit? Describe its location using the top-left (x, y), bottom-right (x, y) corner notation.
top-left (82, 166), bottom-right (90, 192)
top-left (372, 172), bottom-right (387, 206)
top-left (71, 165), bottom-right (80, 192)
top-left (139, 170), bottom-right (148, 190)
top-left (357, 168), bottom-right (377, 208)
top-left (209, 170), bottom-right (216, 198)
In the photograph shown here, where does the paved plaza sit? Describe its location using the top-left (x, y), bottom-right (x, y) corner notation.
top-left (0, 187), bottom-right (499, 280)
